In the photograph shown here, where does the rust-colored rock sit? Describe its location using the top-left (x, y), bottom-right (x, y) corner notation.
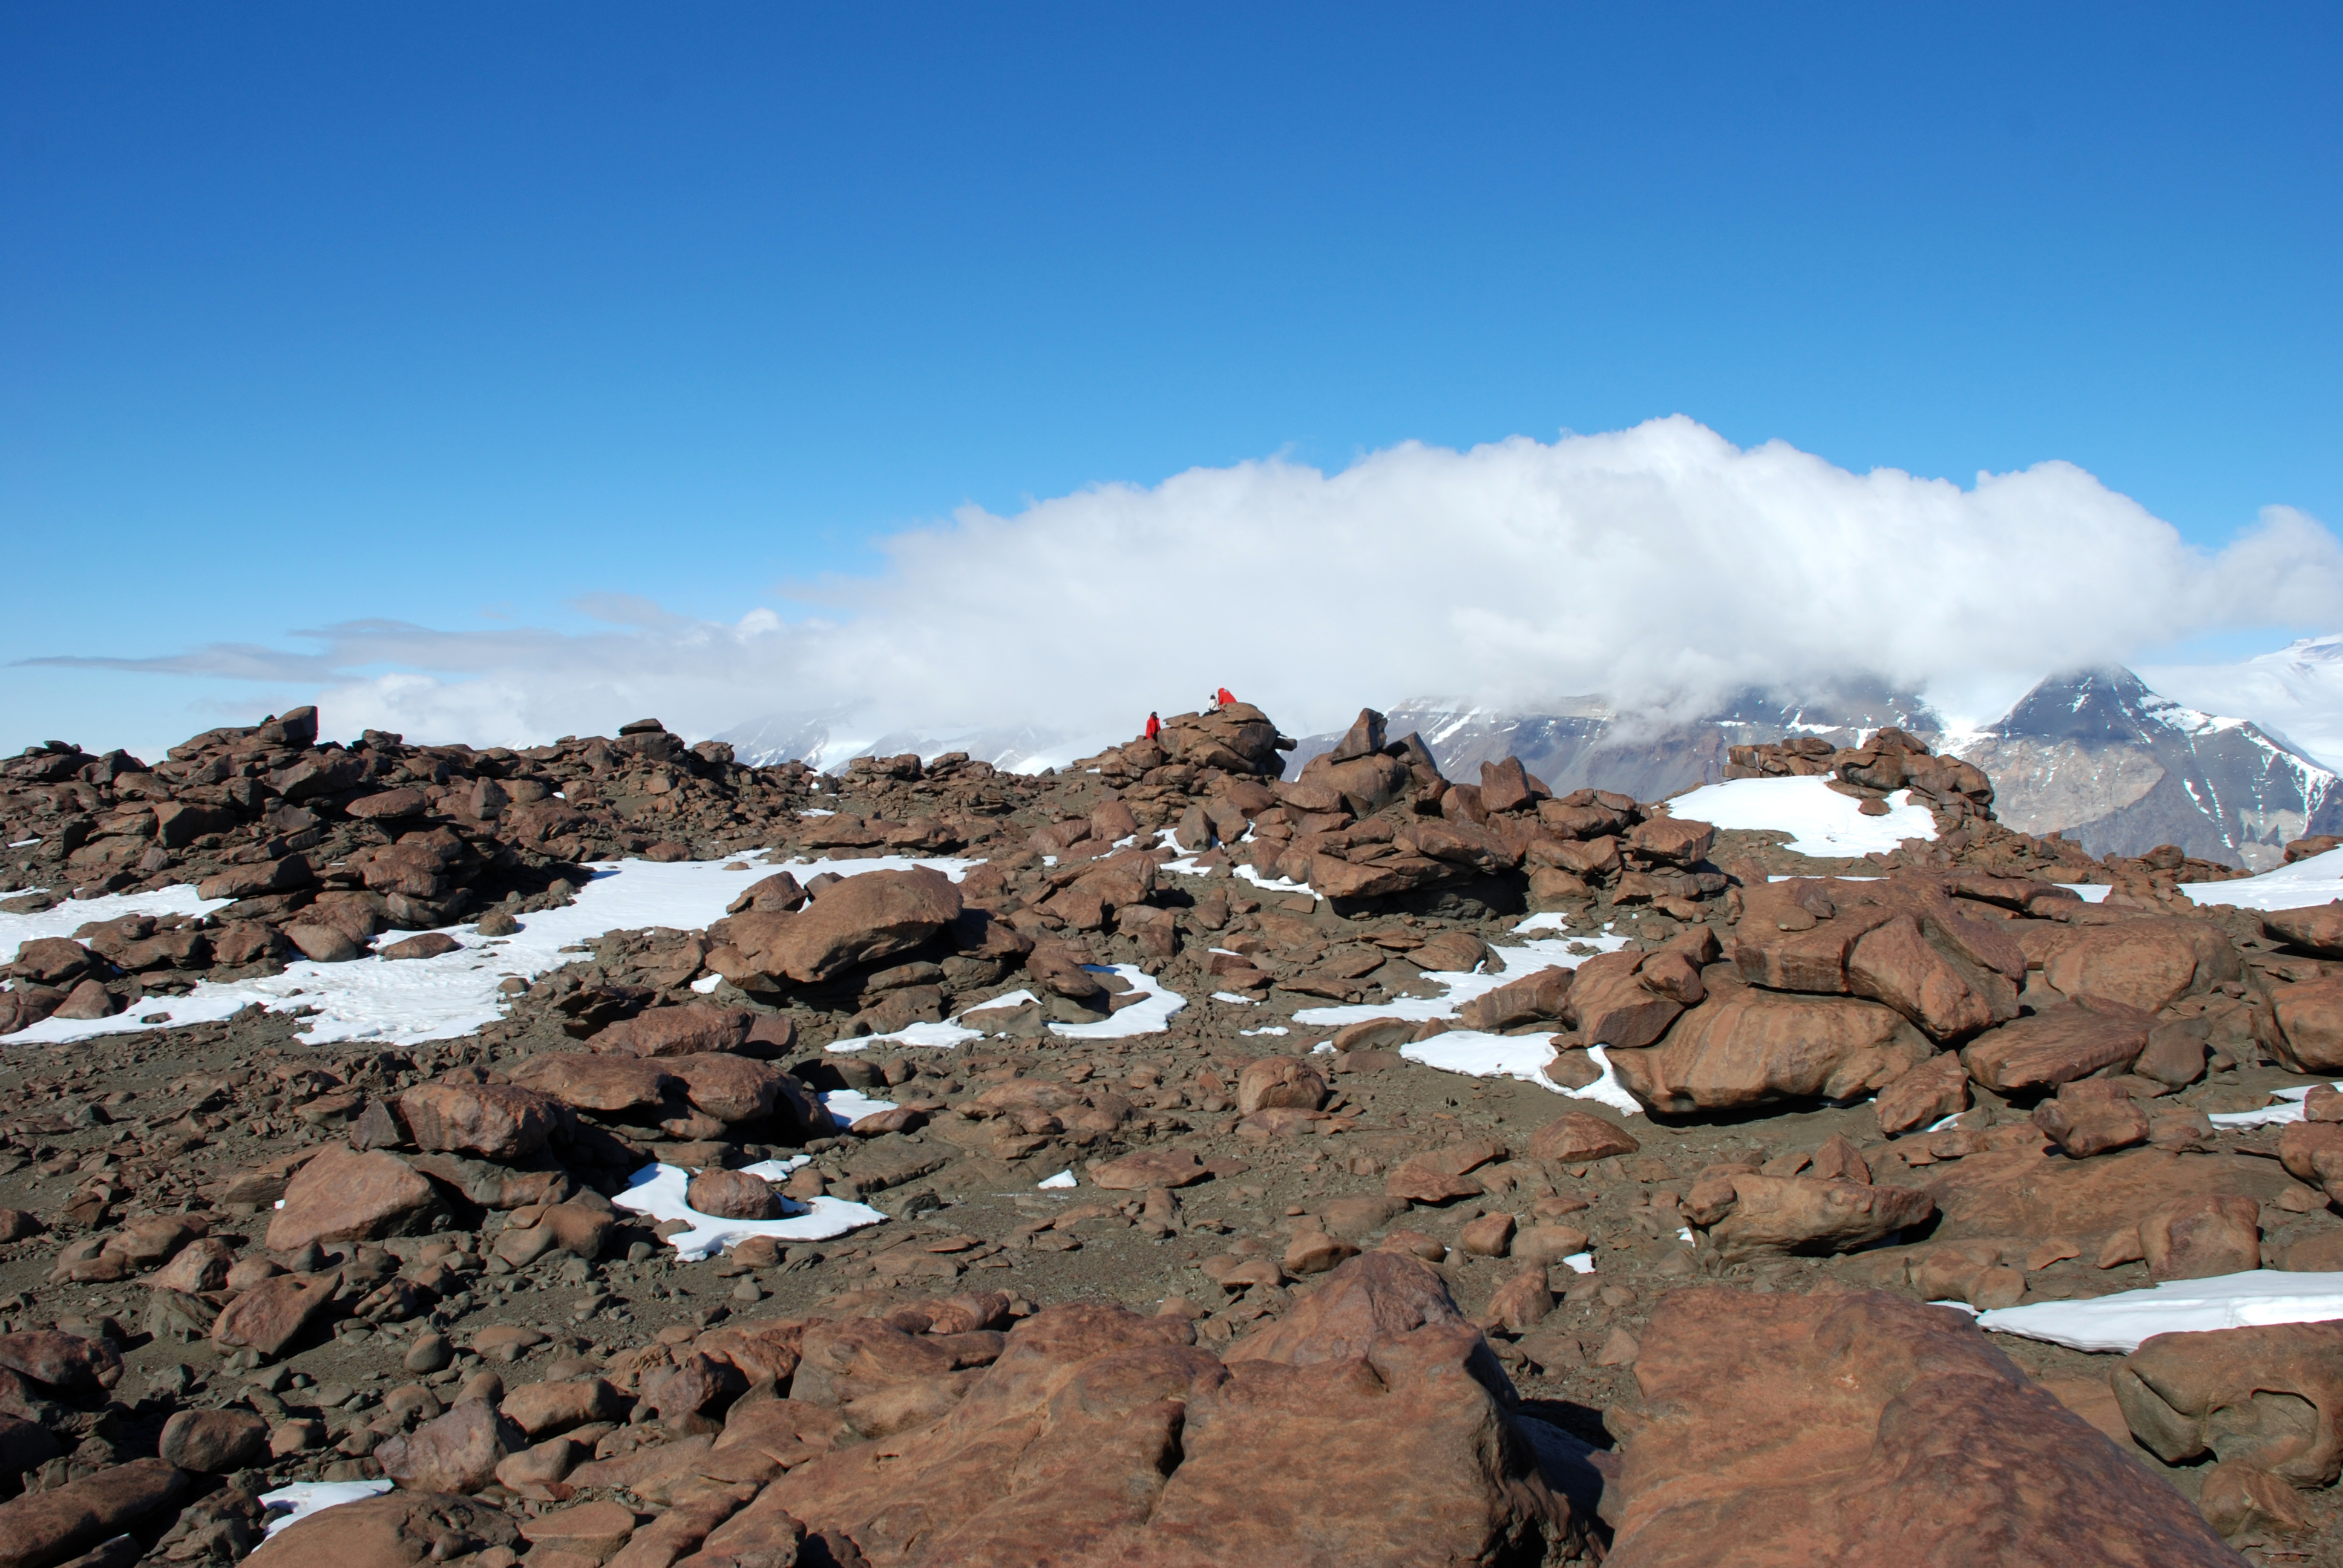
top-left (686, 1169), bottom-right (784, 1221)
top-left (376, 1399), bottom-right (527, 1495)
top-left (210, 1271), bottom-right (339, 1357)
top-left (1234, 1056), bottom-right (1328, 1116)
top-left (2140, 1194), bottom-right (2261, 1281)
top-left (2114, 1322), bottom-right (2343, 1486)
top-left (1089, 1149), bottom-right (1208, 1190)
top-left (666, 1053), bottom-right (791, 1122)
top-left (2032, 1082), bottom-right (2152, 1158)
top-left (1525, 1110), bottom-right (1640, 1163)
top-left (0, 1458), bottom-right (188, 1568)
top-left (396, 1081), bottom-right (562, 1161)
top-left (1563, 950), bottom-right (1683, 1050)
top-left (1959, 1002), bottom-right (2152, 1094)
top-left (592, 1004), bottom-right (753, 1057)
top-left (242, 1490), bottom-right (519, 1568)
top-left (266, 1145), bottom-right (436, 1250)
top-left (1873, 1050), bottom-right (1971, 1137)
top-left (510, 1052), bottom-right (677, 1111)
top-left (1608, 991), bottom-right (1928, 1113)
top-left (727, 868), bottom-right (963, 984)
top-left (1925, 1146), bottom-right (2287, 1249)
top-left (1703, 1175), bottom-right (1933, 1262)
top-left (157, 1408), bottom-right (267, 1472)
top-left (2039, 916), bottom-right (2242, 1014)
top-left (2269, 976), bottom-right (2343, 1073)
top-left (1604, 1288), bottom-right (2241, 1567)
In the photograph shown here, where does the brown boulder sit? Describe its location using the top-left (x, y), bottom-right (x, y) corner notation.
top-left (0, 1330), bottom-right (119, 1392)
top-left (2039, 915), bottom-right (2242, 1013)
top-left (2264, 904), bottom-right (2343, 958)
top-left (2269, 976), bottom-right (2343, 1073)
top-left (1525, 1111), bottom-right (1640, 1163)
top-left (1627, 815), bottom-right (1715, 867)
top-left (1604, 1288), bottom-right (2241, 1567)
top-left (1090, 1149), bottom-right (1208, 1190)
top-left (1703, 1174), bottom-right (1934, 1262)
top-left (1457, 965), bottom-right (1573, 1032)
top-left (2140, 1194), bottom-right (2261, 1281)
top-left (686, 1169), bottom-right (784, 1221)
top-left (0, 1459), bottom-right (188, 1568)
top-left (1562, 950), bottom-right (1684, 1050)
top-left (666, 1053), bottom-right (791, 1122)
top-left (1959, 1002), bottom-right (2152, 1094)
top-left (242, 1489), bottom-right (519, 1568)
top-left (376, 1399), bottom-right (527, 1495)
top-left (396, 1082), bottom-right (562, 1161)
top-left (157, 1408), bottom-right (268, 1472)
top-left (2280, 1119), bottom-right (2343, 1201)
top-left (2114, 1322), bottom-right (2343, 1485)
top-left (380, 932), bottom-right (461, 961)
top-left (1872, 1050), bottom-right (1971, 1137)
top-left (510, 1052), bottom-right (677, 1112)
top-left (1608, 991), bottom-right (1928, 1113)
top-left (211, 1270), bottom-right (338, 1357)
top-left (592, 1004), bottom-right (753, 1057)
top-left (1924, 1146), bottom-right (2287, 1248)
top-left (727, 867), bottom-right (963, 984)
top-left (2032, 1082), bottom-right (2152, 1158)
top-left (1234, 1056), bottom-right (1328, 1115)
top-left (757, 1259), bottom-right (1579, 1567)
top-left (1845, 914), bottom-right (2011, 1041)
top-left (266, 1145), bottom-right (436, 1250)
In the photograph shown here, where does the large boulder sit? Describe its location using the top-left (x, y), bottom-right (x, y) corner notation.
top-left (1562, 950), bottom-right (1687, 1050)
top-left (243, 1490), bottom-right (519, 1568)
top-left (509, 1051), bottom-right (677, 1111)
top-left (395, 1082), bottom-right (563, 1161)
top-left (748, 1256), bottom-right (1585, 1566)
top-left (0, 1459), bottom-right (186, 1568)
top-left (2036, 916), bottom-right (2243, 1014)
top-left (2268, 976), bottom-right (2343, 1073)
top-left (1924, 1146), bottom-right (2288, 1250)
top-left (1701, 1174), bottom-right (1935, 1262)
top-left (591, 1004), bottom-right (753, 1057)
top-left (1602, 1288), bottom-right (2241, 1567)
top-left (1608, 991), bottom-right (1930, 1113)
top-left (1729, 878), bottom-right (2022, 1042)
top-left (265, 1146), bottom-right (436, 1250)
top-left (1959, 1002), bottom-right (2153, 1094)
top-left (2114, 1322), bottom-right (2343, 1486)
top-left (2264, 904), bottom-right (2343, 958)
top-left (376, 1400), bottom-right (527, 1495)
top-left (725, 869), bottom-right (963, 984)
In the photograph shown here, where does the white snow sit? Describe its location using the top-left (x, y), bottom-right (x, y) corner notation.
top-left (1560, 1252), bottom-right (1596, 1274)
top-left (818, 1089), bottom-right (899, 1128)
top-left (1037, 1169), bottom-right (1078, 1189)
top-left (1291, 933), bottom-right (1631, 1030)
top-left (689, 973), bottom-right (726, 993)
top-left (1975, 1270), bottom-right (2343, 1353)
top-left (829, 1018), bottom-right (987, 1052)
top-left (2058, 883), bottom-right (2113, 903)
top-left (1233, 864), bottom-right (1316, 898)
top-left (2179, 847), bottom-right (2343, 911)
top-left (2206, 1082), bottom-right (2343, 1129)
top-left (1240, 1025), bottom-right (1289, 1037)
top-left (259, 1480), bottom-right (395, 1536)
top-left (0, 853), bottom-right (976, 1050)
top-left (1211, 991), bottom-right (1256, 1005)
top-left (612, 1157), bottom-right (889, 1260)
top-left (0, 883), bottom-right (234, 964)
top-left (1049, 964), bottom-right (1186, 1039)
top-left (1662, 777), bottom-right (1937, 858)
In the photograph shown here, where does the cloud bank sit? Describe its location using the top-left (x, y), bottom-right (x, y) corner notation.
top-left (30, 416), bottom-right (2343, 758)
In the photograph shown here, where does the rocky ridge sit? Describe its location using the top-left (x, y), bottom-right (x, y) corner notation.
top-left (0, 700), bottom-right (2341, 1564)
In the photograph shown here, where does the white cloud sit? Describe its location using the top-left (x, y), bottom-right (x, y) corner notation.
top-left (25, 416), bottom-right (2343, 756)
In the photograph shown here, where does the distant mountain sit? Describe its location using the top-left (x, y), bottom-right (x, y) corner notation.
top-left (713, 707), bottom-right (1093, 776)
top-left (1949, 667), bottom-right (2342, 870)
top-left (1293, 682), bottom-right (1945, 803)
top-left (2143, 633), bottom-right (2343, 773)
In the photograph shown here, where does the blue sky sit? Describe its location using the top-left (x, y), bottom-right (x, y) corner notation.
top-left (4, 4), bottom-right (2339, 756)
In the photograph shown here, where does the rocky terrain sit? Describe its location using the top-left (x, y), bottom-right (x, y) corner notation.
top-left (3, 701), bottom-right (2343, 1564)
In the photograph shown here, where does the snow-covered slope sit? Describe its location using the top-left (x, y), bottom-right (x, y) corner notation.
top-left (2143, 634), bottom-right (2343, 773)
top-left (1951, 667), bottom-right (2341, 870)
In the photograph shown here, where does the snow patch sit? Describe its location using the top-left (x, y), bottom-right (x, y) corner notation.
top-left (614, 1157), bottom-right (888, 1261)
top-left (2180, 846), bottom-right (2343, 911)
top-left (1976, 1270), bottom-right (2343, 1353)
top-left (1050, 964), bottom-right (1186, 1039)
top-left (1663, 776), bottom-right (1937, 858)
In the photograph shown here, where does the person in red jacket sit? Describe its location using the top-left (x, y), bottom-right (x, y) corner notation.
top-left (1216, 687), bottom-right (1235, 708)
top-left (1144, 711), bottom-right (1161, 740)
